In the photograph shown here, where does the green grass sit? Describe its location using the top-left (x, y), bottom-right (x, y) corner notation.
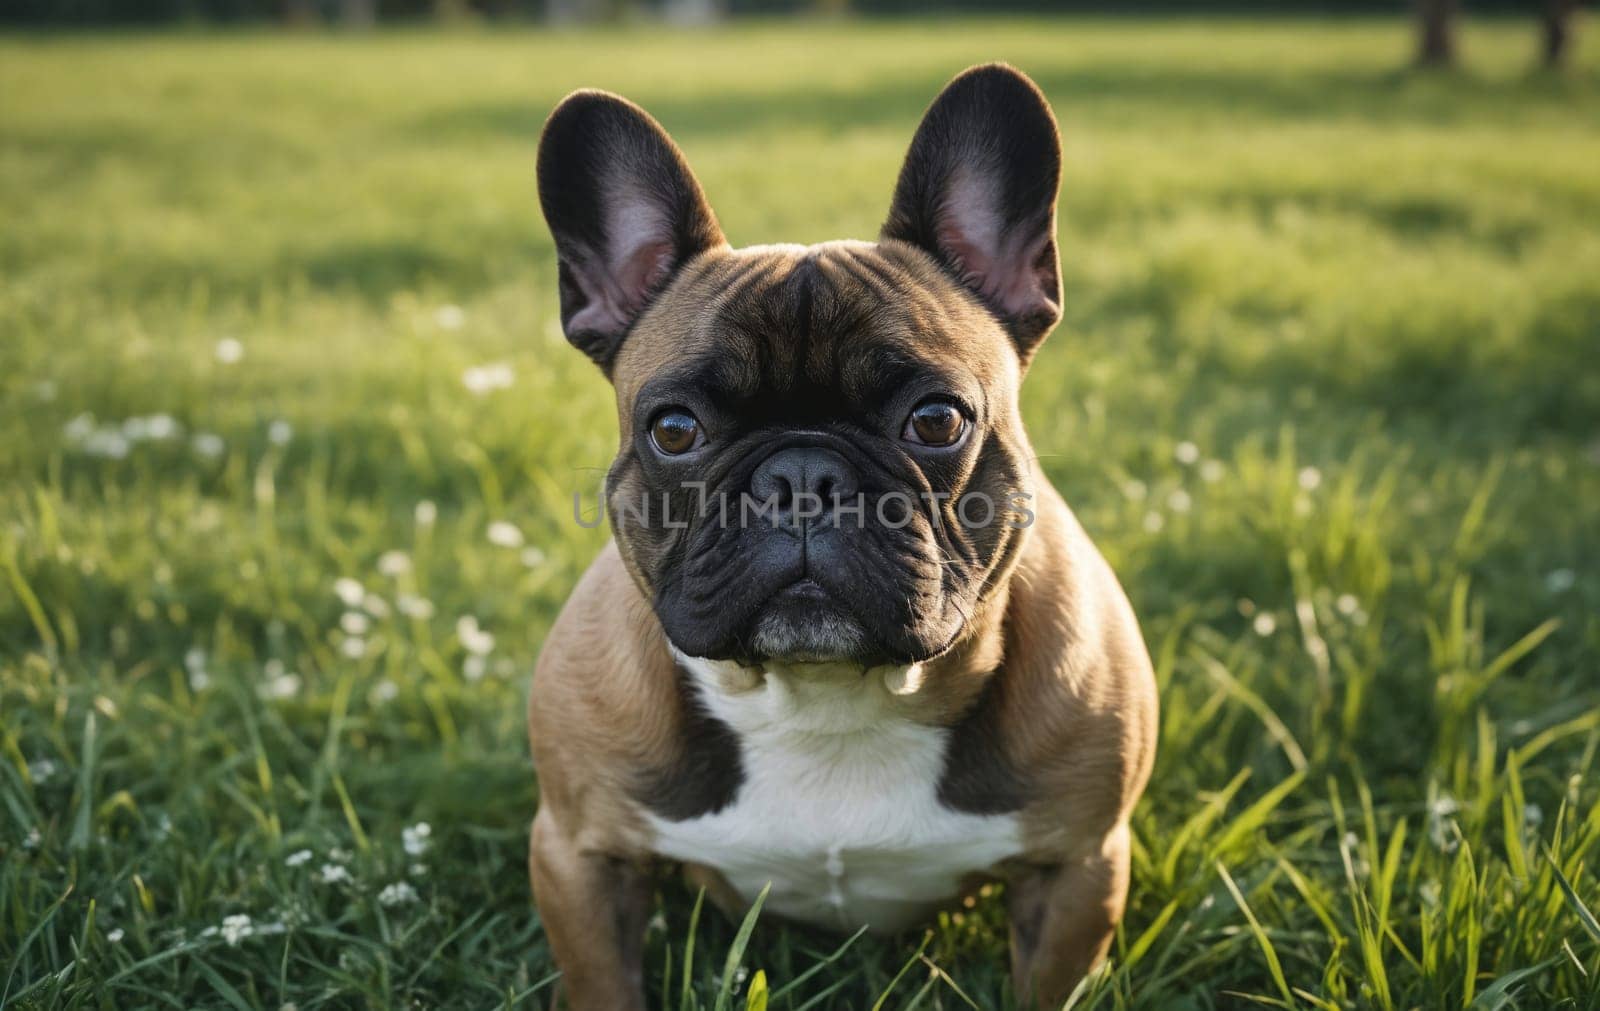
top-left (3, 15), bottom-right (1600, 1009)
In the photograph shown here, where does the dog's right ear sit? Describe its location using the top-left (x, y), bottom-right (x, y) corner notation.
top-left (538, 91), bottom-right (726, 375)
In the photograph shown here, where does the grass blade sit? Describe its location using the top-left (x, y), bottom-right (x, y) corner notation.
top-left (713, 883), bottom-right (769, 1011)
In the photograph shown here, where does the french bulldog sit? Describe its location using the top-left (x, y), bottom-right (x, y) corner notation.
top-left (528, 63), bottom-right (1158, 1010)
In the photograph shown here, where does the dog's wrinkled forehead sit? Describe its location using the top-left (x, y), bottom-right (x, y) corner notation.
top-left (612, 240), bottom-right (1016, 421)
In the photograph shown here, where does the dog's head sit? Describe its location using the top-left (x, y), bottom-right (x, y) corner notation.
top-left (538, 64), bottom-right (1062, 668)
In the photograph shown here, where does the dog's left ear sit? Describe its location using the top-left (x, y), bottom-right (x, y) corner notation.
top-left (882, 64), bottom-right (1062, 364)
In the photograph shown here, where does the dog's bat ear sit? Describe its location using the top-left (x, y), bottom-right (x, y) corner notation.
top-left (538, 90), bottom-right (726, 374)
top-left (882, 64), bottom-right (1062, 364)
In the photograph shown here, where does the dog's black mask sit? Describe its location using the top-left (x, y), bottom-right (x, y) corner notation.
top-left (538, 66), bottom-right (1065, 667)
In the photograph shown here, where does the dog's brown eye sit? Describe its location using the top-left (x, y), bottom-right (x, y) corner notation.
top-left (650, 409), bottom-right (701, 455)
top-left (904, 400), bottom-right (967, 448)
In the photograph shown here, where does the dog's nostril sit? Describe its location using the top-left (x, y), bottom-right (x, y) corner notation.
top-left (750, 447), bottom-right (859, 515)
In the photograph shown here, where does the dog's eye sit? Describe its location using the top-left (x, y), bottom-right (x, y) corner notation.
top-left (650, 409), bottom-right (702, 456)
top-left (903, 399), bottom-right (967, 448)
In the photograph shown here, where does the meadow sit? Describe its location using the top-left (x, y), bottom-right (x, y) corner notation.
top-left (3, 15), bottom-right (1600, 1009)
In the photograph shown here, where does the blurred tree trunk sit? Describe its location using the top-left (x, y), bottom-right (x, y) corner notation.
top-left (546, 0), bottom-right (615, 22)
top-left (282, 0), bottom-right (317, 24)
top-left (1416, 0), bottom-right (1458, 67)
top-left (1542, 0), bottom-right (1580, 68)
top-left (664, 0), bottom-right (724, 24)
top-left (340, 0), bottom-right (375, 26)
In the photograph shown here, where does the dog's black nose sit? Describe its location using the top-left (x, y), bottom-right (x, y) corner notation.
top-left (750, 447), bottom-right (860, 512)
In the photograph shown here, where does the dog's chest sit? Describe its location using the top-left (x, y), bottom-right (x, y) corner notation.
top-left (645, 660), bottom-right (1022, 933)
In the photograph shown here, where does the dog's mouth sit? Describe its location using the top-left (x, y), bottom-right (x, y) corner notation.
top-left (744, 578), bottom-right (876, 664)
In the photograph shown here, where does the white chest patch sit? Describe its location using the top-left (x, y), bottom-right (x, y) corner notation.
top-left (645, 654), bottom-right (1023, 934)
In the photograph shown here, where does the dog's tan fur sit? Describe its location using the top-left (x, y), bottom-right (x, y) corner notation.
top-left (530, 455), bottom-right (1155, 1009)
top-left (529, 65), bottom-right (1158, 1010)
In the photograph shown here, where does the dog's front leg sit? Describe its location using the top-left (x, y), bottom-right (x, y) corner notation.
top-left (529, 810), bottom-right (651, 1011)
top-left (1005, 823), bottom-right (1131, 1009)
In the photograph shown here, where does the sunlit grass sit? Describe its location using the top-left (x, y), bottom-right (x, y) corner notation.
top-left (2, 16), bottom-right (1599, 1009)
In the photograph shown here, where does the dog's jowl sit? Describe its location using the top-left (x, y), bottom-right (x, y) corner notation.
top-left (528, 64), bottom-right (1158, 1010)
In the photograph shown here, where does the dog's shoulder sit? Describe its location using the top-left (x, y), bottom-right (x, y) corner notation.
top-left (993, 483), bottom-right (1159, 854)
top-left (528, 541), bottom-right (685, 851)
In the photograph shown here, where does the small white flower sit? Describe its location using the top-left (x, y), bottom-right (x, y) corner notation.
top-left (1200, 459), bottom-right (1225, 483)
top-left (487, 521), bottom-right (524, 548)
top-left (1419, 880), bottom-right (1441, 908)
top-left (1167, 489), bottom-right (1192, 514)
top-left (85, 428), bottom-right (131, 459)
top-left (463, 655), bottom-right (488, 682)
top-left (340, 611), bottom-right (371, 636)
top-left (1297, 466), bottom-right (1322, 491)
top-left (340, 637), bottom-right (367, 660)
top-left (378, 881), bottom-right (419, 907)
top-left (1427, 790), bottom-right (1461, 852)
top-left (461, 363), bottom-right (513, 395)
top-left (106, 927), bottom-right (125, 943)
top-left (520, 546), bottom-right (546, 569)
top-left (371, 679), bottom-right (399, 704)
top-left (215, 338), bottom-right (245, 364)
top-left (261, 671), bottom-right (302, 700)
top-left (414, 500), bottom-right (438, 527)
top-left (220, 914), bottom-right (253, 945)
top-left (1336, 593), bottom-right (1360, 616)
top-left (434, 305), bottom-right (466, 330)
top-left (285, 849), bottom-right (313, 868)
top-left (268, 419), bottom-right (293, 446)
top-left (334, 578), bottom-right (365, 607)
top-left (124, 414), bottom-right (180, 441)
top-left (362, 593), bottom-right (390, 619)
top-left (377, 551), bottom-right (412, 577)
top-left (64, 413), bottom-right (97, 442)
top-left (1252, 613), bottom-right (1277, 637)
top-left (318, 864), bottom-right (352, 885)
top-left (23, 827), bottom-right (42, 850)
top-left (402, 822), bottom-right (432, 857)
top-left (456, 616), bottom-right (494, 655)
top-left (28, 758), bottom-right (59, 783)
top-left (1122, 479), bottom-right (1147, 501)
top-left (408, 862), bottom-right (427, 877)
top-left (1174, 441), bottom-right (1200, 465)
top-left (192, 432), bottom-right (226, 459)
top-left (1141, 511), bottom-right (1164, 533)
top-left (1524, 803), bottom-right (1544, 827)
top-left (397, 594), bottom-right (435, 620)
top-left (1545, 569), bottom-right (1576, 594)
